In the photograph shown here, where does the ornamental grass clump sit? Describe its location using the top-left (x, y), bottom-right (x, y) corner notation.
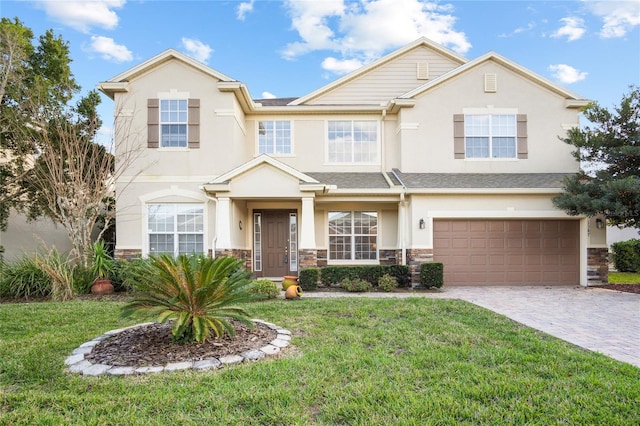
top-left (122, 254), bottom-right (257, 343)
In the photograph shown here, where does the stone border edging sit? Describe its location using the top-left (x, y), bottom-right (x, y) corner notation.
top-left (65, 319), bottom-right (291, 377)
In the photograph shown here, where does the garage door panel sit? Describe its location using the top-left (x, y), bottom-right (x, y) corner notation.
top-left (434, 220), bottom-right (579, 286)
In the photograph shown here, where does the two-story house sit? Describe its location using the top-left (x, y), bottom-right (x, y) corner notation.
top-left (98, 37), bottom-right (608, 286)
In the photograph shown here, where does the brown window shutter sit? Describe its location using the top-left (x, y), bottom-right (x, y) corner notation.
top-left (517, 114), bottom-right (527, 159)
top-left (147, 98), bottom-right (159, 148)
top-left (188, 98), bottom-right (200, 149)
top-left (453, 114), bottom-right (465, 159)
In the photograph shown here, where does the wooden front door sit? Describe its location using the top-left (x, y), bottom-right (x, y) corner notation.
top-left (262, 211), bottom-right (290, 277)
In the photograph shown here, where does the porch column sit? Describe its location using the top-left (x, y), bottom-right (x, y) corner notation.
top-left (300, 197), bottom-right (316, 248)
top-left (216, 197), bottom-right (232, 250)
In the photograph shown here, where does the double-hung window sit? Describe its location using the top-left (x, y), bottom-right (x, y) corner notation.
top-left (328, 211), bottom-right (378, 261)
top-left (148, 204), bottom-right (204, 256)
top-left (160, 99), bottom-right (188, 148)
top-left (327, 120), bottom-right (378, 163)
top-left (464, 114), bottom-right (517, 158)
top-left (258, 121), bottom-right (292, 154)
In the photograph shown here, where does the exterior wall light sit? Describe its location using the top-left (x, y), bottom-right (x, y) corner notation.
top-left (595, 218), bottom-right (604, 229)
top-left (419, 218), bottom-right (425, 229)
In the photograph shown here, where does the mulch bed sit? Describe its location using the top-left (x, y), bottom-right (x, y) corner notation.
top-left (86, 320), bottom-right (277, 367)
top-left (591, 284), bottom-right (640, 294)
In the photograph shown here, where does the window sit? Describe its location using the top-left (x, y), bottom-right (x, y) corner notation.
top-left (253, 213), bottom-right (262, 271)
top-left (327, 120), bottom-right (378, 163)
top-left (258, 121), bottom-right (291, 154)
top-left (464, 114), bottom-right (516, 158)
top-left (160, 99), bottom-right (188, 148)
top-left (148, 204), bottom-right (204, 256)
top-left (328, 211), bottom-right (377, 261)
top-left (289, 213), bottom-right (298, 271)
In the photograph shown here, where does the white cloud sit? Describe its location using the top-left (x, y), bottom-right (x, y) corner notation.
top-left (551, 17), bottom-right (586, 41)
top-left (583, 0), bottom-right (640, 38)
top-left (237, 0), bottom-right (255, 21)
top-left (180, 38), bottom-right (213, 63)
top-left (261, 91), bottom-right (277, 99)
top-left (549, 64), bottom-right (588, 84)
top-left (282, 0), bottom-right (470, 75)
top-left (36, 0), bottom-right (125, 33)
top-left (89, 36), bottom-right (132, 63)
top-left (321, 57), bottom-right (365, 75)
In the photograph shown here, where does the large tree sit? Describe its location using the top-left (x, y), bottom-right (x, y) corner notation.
top-left (553, 86), bottom-right (640, 229)
top-left (1, 18), bottom-right (80, 231)
top-left (1, 18), bottom-right (140, 266)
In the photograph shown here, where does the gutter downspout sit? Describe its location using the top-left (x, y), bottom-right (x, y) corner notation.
top-left (391, 169), bottom-right (408, 266)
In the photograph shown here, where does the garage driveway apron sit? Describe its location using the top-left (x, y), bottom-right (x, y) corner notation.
top-left (305, 286), bottom-right (640, 368)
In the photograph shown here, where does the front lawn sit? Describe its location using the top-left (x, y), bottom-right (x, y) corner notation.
top-left (609, 271), bottom-right (640, 284)
top-left (1, 298), bottom-right (638, 425)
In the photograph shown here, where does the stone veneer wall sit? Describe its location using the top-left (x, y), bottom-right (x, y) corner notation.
top-left (406, 249), bottom-right (434, 287)
top-left (587, 247), bottom-right (609, 286)
top-left (215, 249), bottom-right (252, 271)
top-left (299, 249), bottom-right (317, 270)
top-left (114, 249), bottom-right (142, 260)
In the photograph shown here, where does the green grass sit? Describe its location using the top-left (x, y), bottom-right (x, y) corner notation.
top-left (609, 271), bottom-right (640, 284)
top-left (1, 298), bottom-right (639, 425)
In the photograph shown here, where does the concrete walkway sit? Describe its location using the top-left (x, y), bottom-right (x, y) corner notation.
top-left (304, 286), bottom-right (640, 368)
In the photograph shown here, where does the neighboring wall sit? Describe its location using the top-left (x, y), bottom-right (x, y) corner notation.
top-left (0, 210), bottom-right (72, 262)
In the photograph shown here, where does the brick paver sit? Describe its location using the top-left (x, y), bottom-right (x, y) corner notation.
top-left (305, 286), bottom-right (640, 368)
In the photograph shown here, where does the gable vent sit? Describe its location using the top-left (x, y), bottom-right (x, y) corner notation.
top-left (417, 62), bottom-right (429, 80)
top-left (484, 73), bottom-right (497, 92)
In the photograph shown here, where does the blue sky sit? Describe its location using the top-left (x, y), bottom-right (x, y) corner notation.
top-left (3, 0), bottom-right (639, 139)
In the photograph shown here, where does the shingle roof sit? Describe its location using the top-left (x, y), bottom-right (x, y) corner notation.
top-left (304, 173), bottom-right (391, 189)
top-left (392, 172), bottom-right (573, 189)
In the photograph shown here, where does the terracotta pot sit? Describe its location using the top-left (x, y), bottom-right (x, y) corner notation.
top-left (282, 275), bottom-right (299, 290)
top-left (91, 279), bottom-right (114, 295)
top-left (285, 285), bottom-right (302, 299)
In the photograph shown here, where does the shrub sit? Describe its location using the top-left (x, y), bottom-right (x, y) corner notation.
top-left (0, 255), bottom-right (51, 299)
top-left (377, 273), bottom-right (398, 292)
top-left (73, 265), bottom-right (96, 294)
top-left (111, 257), bottom-right (147, 292)
top-left (420, 262), bottom-right (444, 288)
top-left (122, 254), bottom-right (256, 343)
top-left (320, 265), bottom-right (410, 287)
top-left (340, 277), bottom-right (373, 292)
top-left (251, 279), bottom-right (280, 299)
top-left (299, 268), bottom-right (319, 291)
top-left (611, 239), bottom-right (640, 272)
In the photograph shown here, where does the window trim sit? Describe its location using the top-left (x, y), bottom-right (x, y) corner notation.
top-left (325, 119), bottom-right (381, 165)
top-left (256, 120), bottom-right (294, 156)
top-left (146, 203), bottom-right (205, 257)
top-left (327, 210), bottom-right (379, 264)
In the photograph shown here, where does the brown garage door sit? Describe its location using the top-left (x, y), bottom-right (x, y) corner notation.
top-left (433, 220), bottom-right (579, 286)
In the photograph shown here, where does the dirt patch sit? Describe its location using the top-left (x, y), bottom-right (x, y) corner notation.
top-left (86, 320), bottom-right (277, 367)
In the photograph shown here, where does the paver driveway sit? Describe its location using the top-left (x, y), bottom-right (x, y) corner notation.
top-left (306, 286), bottom-right (640, 368)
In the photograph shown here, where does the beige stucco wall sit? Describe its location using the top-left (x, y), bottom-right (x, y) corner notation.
top-left (0, 210), bottom-right (73, 262)
top-left (397, 61), bottom-right (581, 173)
top-left (112, 60), bottom-right (249, 180)
top-left (407, 193), bottom-right (574, 248)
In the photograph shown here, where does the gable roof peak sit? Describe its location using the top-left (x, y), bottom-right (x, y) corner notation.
top-left (103, 48), bottom-right (236, 85)
top-left (290, 37), bottom-right (468, 106)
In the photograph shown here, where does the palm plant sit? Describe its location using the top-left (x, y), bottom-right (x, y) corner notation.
top-left (122, 254), bottom-right (256, 343)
